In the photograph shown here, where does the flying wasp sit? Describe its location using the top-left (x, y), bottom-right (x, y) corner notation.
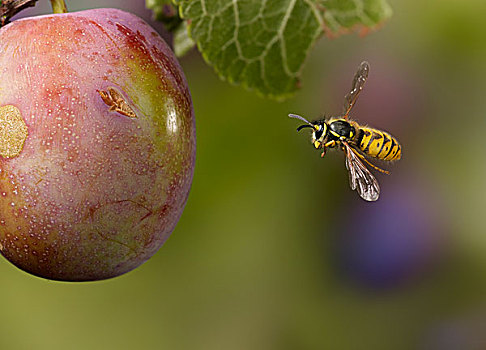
top-left (289, 61), bottom-right (401, 201)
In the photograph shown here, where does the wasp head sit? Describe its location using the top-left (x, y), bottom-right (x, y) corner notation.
top-left (289, 114), bottom-right (328, 149)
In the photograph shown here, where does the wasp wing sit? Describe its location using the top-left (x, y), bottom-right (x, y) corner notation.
top-left (343, 142), bottom-right (380, 201)
top-left (343, 61), bottom-right (370, 119)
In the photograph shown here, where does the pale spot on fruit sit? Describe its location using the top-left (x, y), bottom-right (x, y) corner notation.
top-left (166, 106), bottom-right (178, 134)
top-left (98, 87), bottom-right (137, 118)
top-left (0, 105), bottom-right (28, 158)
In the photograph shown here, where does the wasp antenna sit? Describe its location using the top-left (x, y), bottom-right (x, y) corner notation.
top-left (296, 124), bottom-right (314, 132)
top-left (288, 113), bottom-right (312, 125)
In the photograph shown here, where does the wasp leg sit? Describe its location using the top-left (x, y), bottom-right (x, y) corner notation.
top-left (321, 140), bottom-right (336, 157)
top-left (354, 151), bottom-right (390, 174)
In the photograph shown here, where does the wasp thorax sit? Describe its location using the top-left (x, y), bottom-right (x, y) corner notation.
top-left (329, 120), bottom-right (354, 138)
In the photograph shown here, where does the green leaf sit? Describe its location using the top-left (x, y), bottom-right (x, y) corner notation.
top-left (173, 22), bottom-right (196, 57)
top-left (146, 0), bottom-right (171, 20)
top-left (168, 0), bottom-right (391, 99)
top-left (320, 0), bottom-right (392, 33)
top-left (146, 0), bottom-right (183, 31)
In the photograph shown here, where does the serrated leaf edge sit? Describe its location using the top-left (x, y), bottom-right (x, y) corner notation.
top-left (171, 0), bottom-right (392, 99)
top-left (173, 0), bottom-right (325, 100)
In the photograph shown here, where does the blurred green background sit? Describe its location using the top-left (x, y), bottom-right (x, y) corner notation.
top-left (2, 0), bottom-right (486, 349)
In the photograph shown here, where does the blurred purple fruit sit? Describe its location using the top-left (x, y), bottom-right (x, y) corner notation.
top-left (335, 176), bottom-right (446, 289)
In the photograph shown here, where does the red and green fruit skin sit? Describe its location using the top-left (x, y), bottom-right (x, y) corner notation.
top-left (0, 9), bottom-right (196, 281)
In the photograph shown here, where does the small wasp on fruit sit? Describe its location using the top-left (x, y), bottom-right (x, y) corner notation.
top-left (289, 61), bottom-right (401, 201)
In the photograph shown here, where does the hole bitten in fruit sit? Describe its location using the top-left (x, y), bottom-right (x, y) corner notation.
top-left (98, 87), bottom-right (137, 118)
top-left (0, 105), bottom-right (28, 158)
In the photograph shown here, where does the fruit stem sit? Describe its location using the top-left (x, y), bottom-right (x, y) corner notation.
top-left (50, 0), bottom-right (67, 13)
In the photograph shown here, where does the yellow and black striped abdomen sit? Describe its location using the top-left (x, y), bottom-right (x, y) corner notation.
top-left (357, 127), bottom-right (401, 161)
